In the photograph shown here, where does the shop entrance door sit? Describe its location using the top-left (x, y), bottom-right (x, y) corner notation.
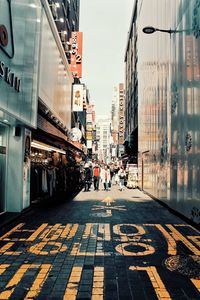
top-left (0, 123), bottom-right (8, 213)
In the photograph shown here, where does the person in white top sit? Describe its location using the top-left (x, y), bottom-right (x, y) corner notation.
top-left (118, 166), bottom-right (126, 191)
top-left (101, 165), bottom-right (111, 191)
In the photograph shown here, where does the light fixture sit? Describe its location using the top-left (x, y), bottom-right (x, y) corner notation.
top-left (58, 30), bottom-right (67, 35)
top-left (49, 2), bottom-right (60, 8)
top-left (54, 18), bottom-right (64, 23)
top-left (29, 3), bottom-right (36, 8)
top-left (143, 26), bottom-right (177, 34)
top-left (31, 141), bottom-right (66, 154)
top-left (3, 119), bottom-right (9, 123)
top-left (142, 26), bottom-right (193, 35)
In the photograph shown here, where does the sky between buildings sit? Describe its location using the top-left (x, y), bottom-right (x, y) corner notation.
top-left (80, 0), bottom-right (134, 116)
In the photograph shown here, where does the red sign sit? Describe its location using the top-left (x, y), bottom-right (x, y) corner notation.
top-left (70, 32), bottom-right (83, 78)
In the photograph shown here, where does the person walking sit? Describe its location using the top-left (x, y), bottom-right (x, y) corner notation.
top-left (93, 163), bottom-right (101, 191)
top-left (84, 163), bottom-right (92, 191)
top-left (118, 166), bottom-right (126, 191)
top-left (101, 165), bottom-right (110, 191)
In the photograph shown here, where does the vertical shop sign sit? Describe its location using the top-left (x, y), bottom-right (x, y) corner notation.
top-left (119, 88), bottom-right (125, 145)
top-left (23, 129), bottom-right (31, 209)
top-left (72, 84), bottom-right (83, 112)
top-left (70, 32), bottom-right (83, 78)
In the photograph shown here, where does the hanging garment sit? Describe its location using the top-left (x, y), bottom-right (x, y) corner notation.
top-left (42, 169), bottom-right (48, 193)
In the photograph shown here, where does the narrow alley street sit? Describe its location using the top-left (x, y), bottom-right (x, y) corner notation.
top-left (0, 187), bottom-right (199, 300)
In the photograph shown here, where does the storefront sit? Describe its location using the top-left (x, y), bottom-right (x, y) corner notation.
top-left (0, 0), bottom-right (41, 213)
top-left (28, 1), bottom-right (83, 204)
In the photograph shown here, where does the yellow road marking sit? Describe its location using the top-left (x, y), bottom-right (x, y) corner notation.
top-left (64, 266), bottom-right (83, 299)
top-left (27, 224), bottom-right (48, 241)
top-left (28, 242), bottom-right (67, 255)
top-left (187, 236), bottom-right (200, 247)
top-left (0, 264), bottom-right (10, 275)
top-left (0, 264), bottom-right (51, 299)
top-left (67, 224), bottom-right (79, 240)
top-left (113, 224), bottom-right (146, 238)
top-left (92, 266), bottom-right (104, 300)
top-left (102, 196), bottom-right (114, 205)
top-left (40, 224), bottom-right (62, 241)
top-left (0, 223), bottom-right (25, 240)
top-left (116, 242), bottom-right (155, 256)
top-left (152, 224), bottom-right (177, 255)
top-left (191, 278), bottom-right (200, 292)
top-left (69, 242), bottom-right (110, 256)
top-left (167, 225), bottom-right (200, 255)
top-left (130, 266), bottom-right (171, 299)
top-left (24, 264), bottom-right (51, 299)
top-left (61, 224), bottom-right (73, 238)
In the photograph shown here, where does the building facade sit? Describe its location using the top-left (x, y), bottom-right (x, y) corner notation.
top-left (96, 116), bottom-right (111, 163)
top-left (126, 0), bottom-right (200, 224)
top-left (48, 0), bottom-right (80, 61)
top-left (111, 84), bottom-right (125, 160)
top-left (0, 0), bottom-right (83, 214)
top-left (124, 11), bottom-right (138, 163)
top-left (0, 0), bottom-right (41, 213)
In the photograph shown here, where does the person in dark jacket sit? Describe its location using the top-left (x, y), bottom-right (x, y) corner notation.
top-left (84, 163), bottom-right (92, 191)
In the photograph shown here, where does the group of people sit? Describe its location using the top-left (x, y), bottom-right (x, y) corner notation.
top-left (83, 162), bottom-right (127, 192)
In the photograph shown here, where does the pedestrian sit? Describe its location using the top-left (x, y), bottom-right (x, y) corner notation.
top-left (118, 166), bottom-right (126, 191)
top-left (89, 163), bottom-right (93, 190)
top-left (84, 163), bottom-right (92, 191)
top-left (93, 163), bottom-right (101, 191)
top-left (101, 165), bottom-right (110, 191)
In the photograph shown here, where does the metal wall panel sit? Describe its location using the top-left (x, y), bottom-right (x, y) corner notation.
top-left (38, 8), bottom-right (73, 130)
top-left (137, 0), bottom-right (200, 224)
top-left (0, 0), bottom-right (41, 127)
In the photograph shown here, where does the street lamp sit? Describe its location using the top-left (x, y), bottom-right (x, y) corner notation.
top-left (142, 26), bottom-right (193, 35)
top-left (143, 26), bottom-right (177, 34)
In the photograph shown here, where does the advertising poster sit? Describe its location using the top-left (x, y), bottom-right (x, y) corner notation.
top-left (72, 84), bottom-right (83, 111)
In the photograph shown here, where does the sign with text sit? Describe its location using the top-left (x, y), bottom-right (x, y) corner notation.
top-left (72, 84), bottom-right (83, 112)
top-left (119, 86), bottom-right (125, 144)
top-left (70, 32), bottom-right (83, 78)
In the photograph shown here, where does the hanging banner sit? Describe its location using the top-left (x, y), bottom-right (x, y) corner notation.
top-left (70, 32), bottom-right (83, 78)
top-left (72, 84), bottom-right (83, 111)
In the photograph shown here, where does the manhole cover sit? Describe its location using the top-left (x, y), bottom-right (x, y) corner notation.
top-left (164, 255), bottom-right (200, 279)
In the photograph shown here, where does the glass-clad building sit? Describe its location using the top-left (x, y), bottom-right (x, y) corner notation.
top-left (0, 0), bottom-right (74, 214)
top-left (125, 0), bottom-right (200, 224)
top-left (0, 0), bottom-right (41, 213)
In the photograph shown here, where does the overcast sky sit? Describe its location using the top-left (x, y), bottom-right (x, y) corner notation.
top-left (80, 0), bottom-right (134, 116)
